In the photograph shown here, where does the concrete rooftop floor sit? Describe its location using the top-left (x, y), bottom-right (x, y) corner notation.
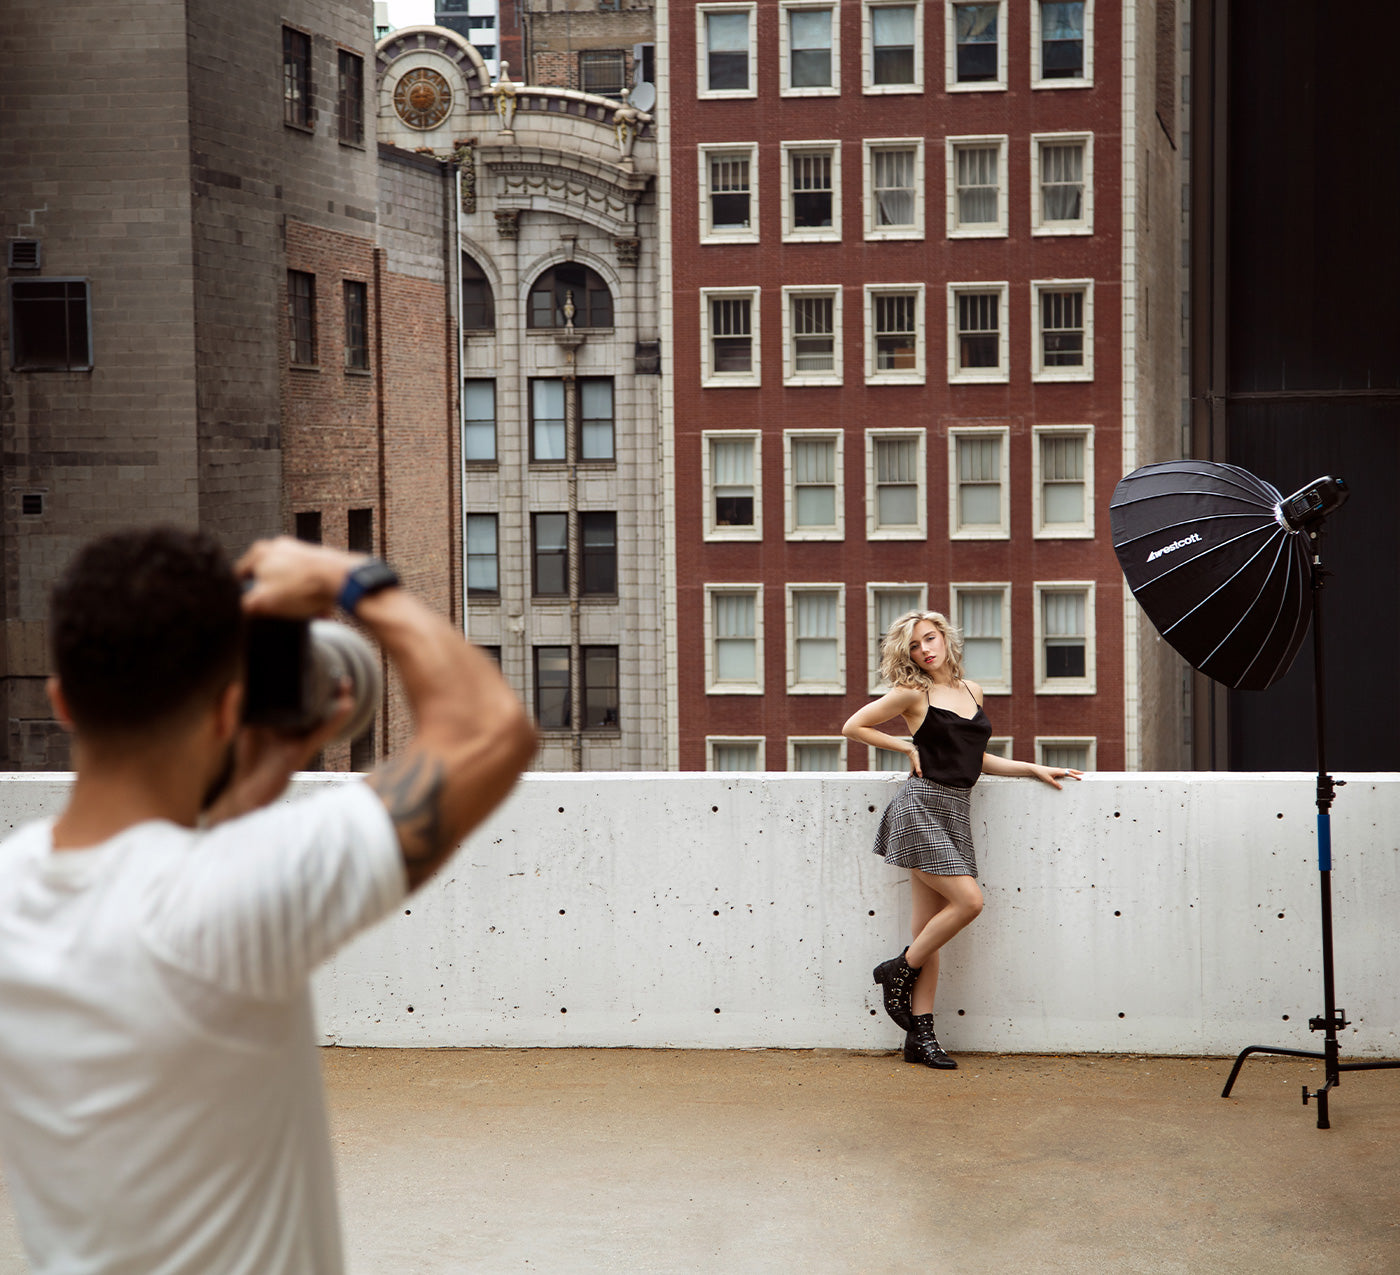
top-left (1, 1047), bottom-right (1397, 1273)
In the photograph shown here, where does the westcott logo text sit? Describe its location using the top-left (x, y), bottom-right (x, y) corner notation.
top-left (1147, 532), bottom-right (1202, 563)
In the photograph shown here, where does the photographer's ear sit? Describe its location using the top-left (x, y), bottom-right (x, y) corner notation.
top-left (214, 680), bottom-right (243, 743)
top-left (46, 678), bottom-right (75, 732)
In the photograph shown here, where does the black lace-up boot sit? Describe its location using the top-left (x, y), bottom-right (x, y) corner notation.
top-left (903, 1014), bottom-right (957, 1069)
top-left (872, 946), bottom-right (919, 1031)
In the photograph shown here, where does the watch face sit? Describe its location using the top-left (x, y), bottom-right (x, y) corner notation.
top-left (393, 68), bottom-right (452, 130)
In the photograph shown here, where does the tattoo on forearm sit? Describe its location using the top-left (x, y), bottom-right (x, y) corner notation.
top-left (369, 752), bottom-right (447, 867)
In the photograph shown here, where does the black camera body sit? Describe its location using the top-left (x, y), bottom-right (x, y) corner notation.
top-left (243, 617), bottom-right (381, 742)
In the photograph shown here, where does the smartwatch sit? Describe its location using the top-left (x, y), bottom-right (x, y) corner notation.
top-left (337, 558), bottom-right (400, 615)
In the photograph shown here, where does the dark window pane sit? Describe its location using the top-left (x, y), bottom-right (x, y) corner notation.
top-left (1046, 642), bottom-right (1086, 679)
top-left (534, 646), bottom-right (571, 728)
top-left (960, 334), bottom-right (999, 367)
top-left (713, 337), bottom-right (752, 372)
top-left (464, 379), bottom-right (496, 462)
top-left (711, 191), bottom-right (750, 228)
top-left (350, 725), bottom-right (375, 771)
top-left (461, 254), bottom-right (495, 329)
top-left (288, 270), bottom-right (316, 364)
top-left (348, 507), bottom-right (374, 554)
top-left (579, 378), bottom-right (614, 460)
top-left (715, 495), bottom-right (754, 526)
top-left (343, 281), bottom-right (369, 369)
top-left (294, 511), bottom-right (322, 543)
top-left (873, 47), bottom-right (915, 85)
top-left (283, 27), bottom-right (312, 127)
top-left (532, 513), bottom-right (568, 596)
top-left (791, 48), bottom-right (831, 87)
top-left (793, 192), bottom-right (832, 228)
top-left (957, 42), bottom-right (998, 80)
top-left (580, 49), bottom-right (627, 98)
top-left (1041, 2), bottom-right (1085, 76)
top-left (338, 50), bottom-right (364, 144)
top-left (581, 512), bottom-right (616, 596)
top-left (582, 646), bottom-right (619, 729)
top-left (468, 513), bottom-right (499, 597)
top-left (708, 51), bottom-right (748, 90)
top-left (9, 279), bottom-right (91, 370)
top-left (527, 265), bottom-right (613, 329)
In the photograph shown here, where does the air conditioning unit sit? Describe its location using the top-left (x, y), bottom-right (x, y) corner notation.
top-left (598, 0), bottom-right (620, 10)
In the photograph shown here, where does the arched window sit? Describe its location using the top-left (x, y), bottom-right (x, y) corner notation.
top-left (527, 264), bottom-right (614, 329)
top-left (462, 254), bottom-right (495, 330)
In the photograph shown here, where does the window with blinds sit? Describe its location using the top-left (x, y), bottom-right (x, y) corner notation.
top-left (873, 292), bottom-right (917, 370)
top-left (709, 435), bottom-right (757, 529)
top-left (953, 144), bottom-right (1000, 229)
top-left (791, 589), bottom-right (840, 686)
top-left (463, 380), bottom-right (496, 462)
top-left (1039, 740), bottom-right (1091, 769)
top-left (1040, 432), bottom-right (1087, 528)
top-left (955, 290), bottom-right (1001, 372)
top-left (953, 2), bottom-right (999, 83)
top-left (531, 513), bottom-right (568, 597)
top-left (1038, 1), bottom-right (1086, 79)
top-left (1042, 590), bottom-right (1087, 680)
top-left (788, 7), bottom-right (835, 88)
top-left (872, 435), bottom-right (920, 530)
top-left (789, 435), bottom-right (838, 533)
top-left (955, 433), bottom-right (1003, 530)
top-left (872, 146), bottom-right (918, 229)
top-left (711, 591), bottom-right (759, 685)
top-left (466, 514), bottom-right (498, 598)
top-left (708, 152), bottom-right (752, 232)
top-left (710, 295), bottom-right (753, 373)
top-left (710, 739), bottom-right (763, 770)
top-left (870, 4), bottom-right (917, 86)
top-left (957, 588), bottom-right (1005, 684)
top-left (580, 378), bottom-right (614, 460)
top-left (872, 586), bottom-right (923, 685)
top-left (533, 647), bottom-right (570, 729)
top-left (704, 9), bottom-right (752, 93)
top-left (789, 150), bottom-right (834, 229)
top-left (530, 379), bottom-right (566, 461)
top-left (1039, 140), bottom-right (1086, 226)
top-left (1040, 288), bottom-right (1085, 368)
top-left (791, 740), bottom-right (842, 771)
top-left (790, 294), bottom-right (835, 372)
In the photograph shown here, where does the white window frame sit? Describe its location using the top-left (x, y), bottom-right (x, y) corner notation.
top-left (946, 135), bottom-right (1009, 238)
top-left (1032, 424), bottom-right (1094, 539)
top-left (780, 141), bottom-right (842, 243)
top-left (862, 0), bottom-right (924, 95)
top-left (697, 3), bottom-right (758, 99)
top-left (1033, 581), bottom-right (1096, 695)
top-left (786, 583), bottom-right (847, 695)
top-left (872, 745), bottom-right (912, 773)
top-left (781, 285), bottom-right (843, 386)
top-left (1035, 736), bottom-right (1097, 769)
top-left (705, 583), bottom-right (765, 694)
top-left (784, 429), bottom-right (844, 540)
top-left (950, 582), bottom-right (1011, 694)
top-left (986, 736), bottom-right (1013, 759)
top-left (947, 281), bottom-right (1010, 384)
top-left (787, 735), bottom-right (848, 771)
top-left (779, 1), bottom-right (841, 96)
top-left (698, 143), bottom-right (760, 244)
top-left (864, 283), bottom-right (926, 384)
top-left (945, 0), bottom-right (1008, 93)
top-left (1031, 132), bottom-right (1093, 235)
top-left (863, 138), bottom-right (925, 240)
top-left (866, 429), bottom-right (927, 541)
top-left (707, 736), bottom-right (766, 770)
top-left (702, 429), bottom-right (763, 542)
top-left (867, 581), bottom-right (928, 692)
top-left (700, 287), bottom-right (761, 388)
top-left (1031, 279), bottom-right (1094, 382)
top-left (947, 424), bottom-right (1010, 540)
top-left (1031, 0), bottom-right (1094, 89)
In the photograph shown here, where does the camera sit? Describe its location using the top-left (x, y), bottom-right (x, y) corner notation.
top-left (243, 617), bottom-right (382, 743)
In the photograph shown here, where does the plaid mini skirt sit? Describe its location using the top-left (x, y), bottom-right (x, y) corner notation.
top-left (872, 776), bottom-right (977, 877)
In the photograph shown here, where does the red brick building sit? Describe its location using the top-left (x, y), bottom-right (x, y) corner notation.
top-left (659, 1), bottom-right (1185, 772)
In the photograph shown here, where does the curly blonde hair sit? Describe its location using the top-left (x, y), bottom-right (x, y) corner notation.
top-left (878, 610), bottom-right (964, 691)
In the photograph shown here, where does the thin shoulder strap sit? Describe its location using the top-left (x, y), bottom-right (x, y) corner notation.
top-left (962, 679), bottom-right (980, 709)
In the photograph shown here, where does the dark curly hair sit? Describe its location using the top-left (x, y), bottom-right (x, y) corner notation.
top-left (50, 526), bottom-right (244, 737)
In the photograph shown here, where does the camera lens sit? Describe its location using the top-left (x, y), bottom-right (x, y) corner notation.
top-left (308, 621), bottom-right (382, 743)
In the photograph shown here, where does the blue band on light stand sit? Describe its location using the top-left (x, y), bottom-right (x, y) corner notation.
top-left (1317, 811), bottom-right (1332, 872)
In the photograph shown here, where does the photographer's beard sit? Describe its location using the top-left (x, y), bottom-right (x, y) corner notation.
top-left (200, 738), bottom-right (237, 813)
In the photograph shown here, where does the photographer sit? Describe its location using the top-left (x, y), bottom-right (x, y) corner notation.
top-left (0, 527), bottom-right (536, 1274)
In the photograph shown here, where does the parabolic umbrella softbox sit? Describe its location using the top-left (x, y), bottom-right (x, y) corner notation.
top-left (1110, 460), bottom-right (1324, 691)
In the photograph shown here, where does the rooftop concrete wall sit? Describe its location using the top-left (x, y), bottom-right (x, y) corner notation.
top-left (2, 773), bottom-right (1396, 1056)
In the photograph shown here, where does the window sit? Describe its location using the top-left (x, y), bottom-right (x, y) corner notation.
top-left (579, 50), bottom-right (627, 98)
top-left (698, 4), bottom-right (755, 97)
top-left (708, 737), bottom-right (764, 770)
top-left (1032, 1), bottom-right (1092, 86)
top-left (1032, 135), bottom-right (1093, 234)
top-left (706, 585), bottom-right (764, 693)
top-left (868, 583), bottom-right (926, 690)
top-left (350, 726), bottom-right (375, 772)
top-left (283, 27), bottom-right (312, 128)
top-left (348, 508), bottom-right (374, 555)
top-left (785, 431), bottom-right (842, 539)
top-left (865, 285), bottom-right (924, 383)
top-left (294, 511), bottom-right (322, 543)
top-left (532, 513), bottom-right (569, 597)
top-left (947, 137), bottom-right (1008, 237)
top-left (1032, 281), bottom-right (1094, 380)
top-left (865, 3), bottom-right (921, 92)
top-left (782, 143), bottom-right (841, 241)
top-left (700, 288), bottom-right (760, 386)
top-left (1035, 584), bottom-right (1096, 693)
top-left (947, 2), bottom-right (1006, 90)
top-left (534, 647), bottom-right (571, 729)
top-left (337, 50), bottom-right (364, 144)
top-left (530, 379), bottom-right (566, 461)
top-left (789, 738), bottom-right (845, 770)
top-left (781, 3), bottom-right (839, 94)
top-left (467, 513), bottom-right (499, 598)
top-left (8, 279), bottom-right (91, 371)
top-left (986, 736), bottom-right (1012, 760)
top-left (948, 283), bottom-right (1009, 382)
top-left (1036, 737), bottom-right (1096, 769)
top-left (952, 584), bottom-right (1010, 691)
top-left (527, 265), bottom-right (613, 330)
top-left (583, 647), bottom-right (620, 728)
top-left (343, 281), bottom-right (369, 370)
top-left (867, 431), bottom-right (925, 538)
top-left (1033, 426), bottom-right (1094, 537)
top-left (699, 145), bottom-right (758, 242)
top-left (873, 746), bottom-right (910, 772)
top-left (579, 378), bottom-right (614, 461)
top-left (463, 379), bottom-right (496, 463)
top-left (581, 512), bottom-right (617, 596)
top-left (782, 287), bottom-right (841, 384)
top-left (949, 427), bottom-right (1009, 538)
top-left (703, 431), bottom-right (762, 540)
top-left (788, 586), bottom-right (844, 693)
top-left (287, 270), bottom-right (316, 366)
top-left (462, 255), bottom-right (496, 329)
top-left (865, 141), bottom-right (923, 239)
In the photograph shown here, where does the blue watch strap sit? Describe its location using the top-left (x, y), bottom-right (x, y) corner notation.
top-left (337, 559), bottom-right (399, 614)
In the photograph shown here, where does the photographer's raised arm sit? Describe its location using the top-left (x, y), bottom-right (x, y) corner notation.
top-left (237, 537), bottom-right (537, 888)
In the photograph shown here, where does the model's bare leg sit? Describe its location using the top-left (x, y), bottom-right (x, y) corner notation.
top-left (906, 871), bottom-right (983, 1012)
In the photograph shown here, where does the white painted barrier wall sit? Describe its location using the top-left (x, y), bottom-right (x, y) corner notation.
top-left (2, 773), bottom-right (1396, 1055)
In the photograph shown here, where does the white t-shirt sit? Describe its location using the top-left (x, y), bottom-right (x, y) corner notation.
top-left (0, 780), bottom-right (406, 1275)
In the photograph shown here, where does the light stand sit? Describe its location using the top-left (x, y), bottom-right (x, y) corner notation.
top-left (1219, 519), bottom-right (1400, 1128)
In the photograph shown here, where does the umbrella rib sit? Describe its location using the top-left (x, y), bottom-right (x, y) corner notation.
top-left (1158, 528), bottom-right (1292, 638)
top-left (1113, 511), bottom-right (1274, 553)
top-left (1197, 535), bottom-right (1297, 678)
top-left (1138, 524), bottom-right (1278, 583)
top-left (1237, 542), bottom-right (1311, 688)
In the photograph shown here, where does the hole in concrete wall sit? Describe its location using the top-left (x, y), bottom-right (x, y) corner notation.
top-left (870, 1009), bottom-right (877, 1016)
top-left (1282, 1014), bottom-right (1290, 1021)
top-left (559, 909), bottom-right (566, 915)
top-left (868, 910), bottom-right (875, 916)
top-left (868, 805), bottom-right (876, 812)
top-left (714, 1007), bottom-right (721, 1013)
top-left (1113, 811), bottom-right (1121, 818)
top-left (1277, 812), bottom-right (1284, 819)
top-left (560, 1007), bottom-right (567, 1013)
top-left (1117, 1012), bottom-right (1125, 1018)
top-left (712, 806), bottom-right (718, 812)
top-left (558, 807), bottom-right (565, 813)
top-left (404, 909), bottom-right (411, 915)
top-left (407, 1006), bottom-right (414, 1013)
top-left (1114, 910), bottom-right (1121, 917)
top-left (713, 910), bottom-right (719, 916)
top-left (1277, 912), bottom-right (1285, 919)
top-left (957, 1009), bottom-right (965, 1016)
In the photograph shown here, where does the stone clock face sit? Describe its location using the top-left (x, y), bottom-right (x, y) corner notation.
top-left (393, 68), bottom-right (452, 130)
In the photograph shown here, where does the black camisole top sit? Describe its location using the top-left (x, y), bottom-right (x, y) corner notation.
top-left (912, 683), bottom-right (992, 788)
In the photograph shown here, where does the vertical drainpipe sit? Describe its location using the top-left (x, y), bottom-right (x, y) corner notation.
top-left (373, 244), bottom-right (390, 755)
top-left (564, 335), bottom-right (583, 773)
top-left (444, 155), bottom-right (461, 627)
